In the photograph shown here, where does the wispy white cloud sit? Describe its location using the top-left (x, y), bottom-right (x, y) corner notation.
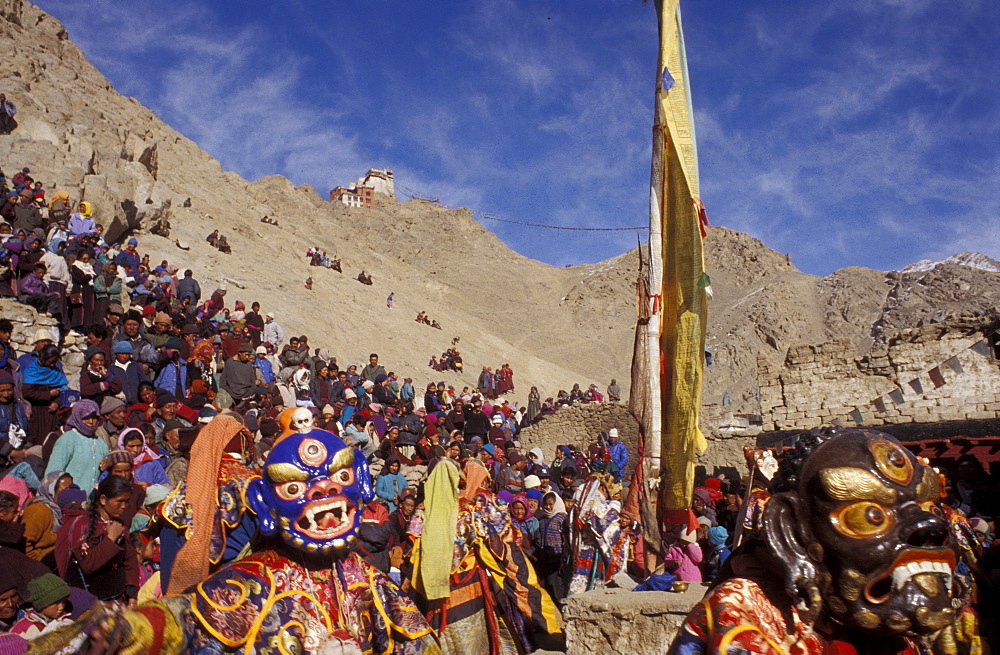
top-left (688, 0), bottom-right (1000, 273)
top-left (39, 0), bottom-right (372, 195)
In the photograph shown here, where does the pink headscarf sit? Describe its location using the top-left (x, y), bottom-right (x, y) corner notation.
top-left (0, 477), bottom-right (32, 511)
top-left (119, 427), bottom-right (160, 467)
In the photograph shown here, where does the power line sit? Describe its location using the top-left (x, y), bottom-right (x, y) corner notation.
top-left (476, 212), bottom-right (648, 232)
top-left (396, 183), bottom-right (648, 232)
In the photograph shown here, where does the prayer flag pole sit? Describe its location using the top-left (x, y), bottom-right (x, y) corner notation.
top-left (652, 0), bottom-right (708, 525)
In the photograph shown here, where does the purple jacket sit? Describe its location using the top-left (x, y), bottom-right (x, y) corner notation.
top-left (18, 272), bottom-right (48, 296)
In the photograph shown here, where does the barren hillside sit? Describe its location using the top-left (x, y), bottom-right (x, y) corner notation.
top-left (0, 0), bottom-right (638, 399)
top-left (2, 0), bottom-right (997, 418)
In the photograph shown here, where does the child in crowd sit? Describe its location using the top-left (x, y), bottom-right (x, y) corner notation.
top-left (10, 573), bottom-right (72, 639)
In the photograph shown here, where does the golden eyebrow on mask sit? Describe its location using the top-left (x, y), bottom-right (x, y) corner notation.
top-left (329, 446), bottom-right (355, 473)
top-left (819, 467), bottom-right (898, 505)
top-left (914, 467), bottom-right (940, 502)
top-left (266, 462), bottom-right (310, 483)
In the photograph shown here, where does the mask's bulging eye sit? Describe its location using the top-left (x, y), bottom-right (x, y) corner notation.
top-left (870, 438), bottom-right (914, 485)
top-left (298, 438), bottom-right (327, 467)
top-left (277, 481), bottom-right (306, 501)
top-left (832, 501), bottom-right (895, 538)
top-left (333, 468), bottom-right (354, 486)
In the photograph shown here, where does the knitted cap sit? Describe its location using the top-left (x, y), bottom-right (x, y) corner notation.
top-left (162, 418), bottom-right (185, 433)
top-left (56, 487), bottom-right (87, 508)
top-left (27, 573), bottom-right (70, 610)
top-left (102, 449), bottom-right (132, 471)
top-left (84, 346), bottom-right (104, 362)
top-left (112, 340), bottom-right (133, 354)
top-left (523, 475), bottom-right (541, 489)
top-left (100, 396), bottom-right (125, 414)
top-left (708, 525), bottom-right (729, 546)
top-left (156, 389), bottom-right (178, 406)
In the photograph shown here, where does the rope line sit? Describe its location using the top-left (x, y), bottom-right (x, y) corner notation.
top-left (476, 212), bottom-right (648, 232)
top-left (396, 184), bottom-right (648, 232)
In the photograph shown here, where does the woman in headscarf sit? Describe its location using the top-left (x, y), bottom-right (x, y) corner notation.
top-left (69, 250), bottom-right (96, 329)
top-left (67, 201), bottom-right (96, 238)
top-left (15, 234), bottom-right (43, 280)
top-left (375, 456), bottom-right (409, 512)
top-left (45, 218), bottom-right (69, 253)
top-left (118, 427), bottom-right (169, 486)
top-left (97, 449), bottom-right (147, 527)
top-left (45, 399), bottom-right (107, 492)
top-left (509, 495), bottom-right (538, 553)
top-left (526, 386), bottom-right (542, 424)
top-left (552, 445), bottom-right (571, 472)
top-left (423, 382), bottom-right (441, 414)
top-left (21, 344), bottom-right (68, 447)
top-left (47, 190), bottom-right (72, 225)
top-left (536, 490), bottom-right (568, 601)
top-left (0, 476), bottom-right (31, 513)
top-left (527, 447), bottom-right (546, 476)
top-left (21, 471), bottom-right (72, 564)
top-left (345, 363), bottom-right (361, 387)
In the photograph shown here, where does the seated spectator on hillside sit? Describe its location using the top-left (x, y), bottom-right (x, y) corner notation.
top-left (177, 269), bottom-right (201, 305)
top-left (0, 95), bottom-right (16, 134)
top-left (205, 230), bottom-right (219, 247)
top-left (79, 347), bottom-right (122, 406)
top-left (0, 193), bottom-right (17, 224)
top-left (67, 202), bottom-right (96, 238)
top-left (357, 270), bottom-right (373, 285)
top-left (220, 344), bottom-right (258, 403)
top-left (12, 189), bottom-right (43, 234)
top-left (216, 235), bottom-right (231, 254)
top-left (115, 237), bottom-right (141, 278)
top-left (19, 263), bottom-right (59, 317)
top-left (45, 219), bottom-right (69, 254)
top-left (47, 190), bottom-right (72, 225)
top-left (10, 167), bottom-right (28, 187)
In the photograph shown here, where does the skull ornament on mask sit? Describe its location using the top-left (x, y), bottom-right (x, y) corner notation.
top-left (291, 407), bottom-right (314, 433)
top-left (765, 428), bottom-right (958, 638)
top-left (247, 428), bottom-right (374, 555)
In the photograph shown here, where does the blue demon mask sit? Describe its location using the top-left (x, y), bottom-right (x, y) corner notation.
top-left (247, 428), bottom-right (374, 555)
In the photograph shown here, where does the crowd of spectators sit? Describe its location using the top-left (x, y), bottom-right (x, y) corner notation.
top-left (0, 160), bottom-right (647, 650)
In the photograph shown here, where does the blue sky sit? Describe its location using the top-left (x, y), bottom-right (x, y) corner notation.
top-left (36, 0), bottom-right (1000, 275)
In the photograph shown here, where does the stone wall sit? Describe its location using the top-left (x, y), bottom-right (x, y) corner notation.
top-left (1, 298), bottom-right (86, 389)
top-left (519, 403), bottom-right (639, 480)
top-left (759, 320), bottom-right (1000, 432)
top-left (562, 586), bottom-right (703, 653)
